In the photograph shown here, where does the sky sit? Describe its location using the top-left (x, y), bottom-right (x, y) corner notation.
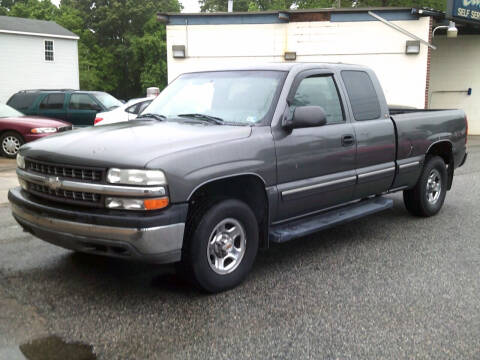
top-left (181, 0), bottom-right (200, 12)
top-left (50, 0), bottom-right (201, 12)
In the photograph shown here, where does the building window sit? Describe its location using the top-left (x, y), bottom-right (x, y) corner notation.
top-left (44, 40), bottom-right (54, 62)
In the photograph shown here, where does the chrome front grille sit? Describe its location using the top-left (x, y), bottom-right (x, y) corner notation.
top-left (26, 181), bottom-right (102, 206)
top-left (26, 159), bottom-right (104, 182)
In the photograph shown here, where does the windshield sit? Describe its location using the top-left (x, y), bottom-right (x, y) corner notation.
top-left (92, 92), bottom-right (122, 110)
top-left (0, 103), bottom-right (24, 118)
top-left (142, 71), bottom-right (285, 125)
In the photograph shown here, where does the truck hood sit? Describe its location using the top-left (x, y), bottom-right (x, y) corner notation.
top-left (20, 120), bottom-right (252, 168)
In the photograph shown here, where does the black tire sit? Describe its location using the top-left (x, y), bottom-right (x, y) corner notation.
top-left (403, 156), bottom-right (448, 217)
top-left (0, 131), bottom-right (24, 158)
top-left (180, 199), bottom-right (259, 293)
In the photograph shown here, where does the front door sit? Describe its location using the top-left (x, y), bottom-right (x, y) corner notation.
top-left (273, 70), bottom-right (357, 222)
top-left (67, 93), bottom-right (102, 126)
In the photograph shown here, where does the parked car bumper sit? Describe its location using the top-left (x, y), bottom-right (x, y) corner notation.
top-left (8, 187), bottom-right (188, 264)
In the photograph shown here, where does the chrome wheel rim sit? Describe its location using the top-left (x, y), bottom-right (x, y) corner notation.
top-left (2, 136), bottom-right (21, 156)
top-left (426, 169), bottom-right (442, 204)
top-left (207, 218), bottom-right (246, 275)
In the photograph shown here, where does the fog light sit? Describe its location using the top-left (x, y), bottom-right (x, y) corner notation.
top-left (105, 197), bottom-right (169, 211)
top-left (18, 178), bottom-right (28, 191)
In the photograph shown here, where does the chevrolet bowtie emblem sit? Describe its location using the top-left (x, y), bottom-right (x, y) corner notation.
top-left (47, 176), bottom-right (62, 191)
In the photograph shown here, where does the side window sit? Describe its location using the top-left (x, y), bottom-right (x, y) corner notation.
top-left (125, 103), bottom-right (139, 114)
top-left (39, 94), bottom-right (65, 110)
top-left (341, 70), bottom-right (381, 121)
top-left (137, 100), bottom-right (151, 114)
top-left (69, 94), bottom-right (100, 111)
top-left (291, 75), bottom-right (344, 124)
top-left (44, 40), bottom-right (54, 62)
top-left (7, 93), bottom-right (38, 111)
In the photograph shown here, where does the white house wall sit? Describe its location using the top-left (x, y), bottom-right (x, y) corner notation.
top-left (167, 17), bottom-right (430, 109)
top-left (0, 33), bottom-right (79, 103)
top-left (430, 35), bottom-right (480, 135)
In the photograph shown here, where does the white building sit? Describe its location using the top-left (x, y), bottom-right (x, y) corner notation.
top-left (160, 7), bottom-right (480, 134)
top-left (0, 16), bottom-right (79, 103)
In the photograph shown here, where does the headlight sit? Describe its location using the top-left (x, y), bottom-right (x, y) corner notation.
top-left (31, 127), bottom-right (57, 134)
top-left (16, 154), bottom-right (25, 169)
top-left (105, 197), bottom-right (169, 211)
top-left (107, 168), bottom-right (166, 186)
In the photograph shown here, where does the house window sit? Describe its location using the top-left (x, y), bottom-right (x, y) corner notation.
top-left (44, 40), bottom-right (54, 61)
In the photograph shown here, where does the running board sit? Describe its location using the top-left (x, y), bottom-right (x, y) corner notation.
top-left (269, 197), bottom-right (393, 243)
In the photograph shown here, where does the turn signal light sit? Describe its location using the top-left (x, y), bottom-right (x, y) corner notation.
top-left (144, 197), bottom-right (169, 210)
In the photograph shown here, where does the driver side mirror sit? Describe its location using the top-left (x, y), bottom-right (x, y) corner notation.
top-left (283, 106), bottom-right (327, 130)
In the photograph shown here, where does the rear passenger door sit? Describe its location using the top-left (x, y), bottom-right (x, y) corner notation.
top-left (273, 70), bottom-right (357, 221)
top-left (340, 70), bottom-right (396, 199)
top-left (67, 93), bottom-right (102, 126)
top-left (37, 93), bottom-right (67, 121)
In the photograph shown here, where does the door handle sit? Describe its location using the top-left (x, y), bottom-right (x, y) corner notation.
top-left (342, 134), bottom-right (355, 146)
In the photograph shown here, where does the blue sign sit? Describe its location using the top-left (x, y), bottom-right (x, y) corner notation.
top-left (448, 0), bottom-right (480, 22)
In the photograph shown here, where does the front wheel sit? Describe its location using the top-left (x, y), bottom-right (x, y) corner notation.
top-left (180, 199), bottom-right (259, 293)
top-left (403, 156), bottom-right (447, 217)
top-left (0, 131), bottom-right (24, 158)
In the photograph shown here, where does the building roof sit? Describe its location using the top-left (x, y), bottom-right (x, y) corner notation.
top-left (158, 7), bottom-right (419, 25)
top-left (0, 15), bottom-right (79, 40)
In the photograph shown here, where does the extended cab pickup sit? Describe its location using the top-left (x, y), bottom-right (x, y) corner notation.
top-left (9, 63), bottom-right (468, 293)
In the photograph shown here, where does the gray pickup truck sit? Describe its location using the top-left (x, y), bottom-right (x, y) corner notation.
top-left (9, 63), bottom-right (468, 293)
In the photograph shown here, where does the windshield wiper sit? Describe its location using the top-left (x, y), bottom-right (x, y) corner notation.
top-left (177, 113), bottom-right (225, 125)
top-left (136, 113), bottom-right (166, 121)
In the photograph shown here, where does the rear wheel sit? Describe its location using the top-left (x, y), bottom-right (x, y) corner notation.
top-left (0, 131), bottom-right (24, 158)
top-left (403, 156), bottom-right (447, 217)
top-left (180, 199), bottom-right (259, 293)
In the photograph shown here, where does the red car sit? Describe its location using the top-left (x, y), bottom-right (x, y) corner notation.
top-left (0, 104), bottom-right (72, 158)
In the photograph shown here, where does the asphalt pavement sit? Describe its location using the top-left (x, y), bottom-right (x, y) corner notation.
top-left (0, 138), bottom-right (479, 359)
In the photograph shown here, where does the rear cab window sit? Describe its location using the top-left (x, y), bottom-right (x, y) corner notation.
top-left (341, 70), bottom-right (381, 121)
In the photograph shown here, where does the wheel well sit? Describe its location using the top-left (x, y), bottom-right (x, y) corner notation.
top-left (187, 175), bottom-right (269, 248)
top-left (0, 129), bottom-right (24, 140)
top-left (426, 141), bottom-right (454, 189)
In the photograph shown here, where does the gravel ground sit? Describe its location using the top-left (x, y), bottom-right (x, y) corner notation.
top-left (0, 139), bottom-right (479, 359)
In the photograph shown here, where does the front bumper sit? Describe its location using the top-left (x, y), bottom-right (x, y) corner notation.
top-left (9, 187), bottom-right (188, 264)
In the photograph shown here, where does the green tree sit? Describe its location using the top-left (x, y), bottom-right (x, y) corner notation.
top-left (1, 0), bottom-right (182, 99)
top-left (61, 0), bottom-right (181, 99)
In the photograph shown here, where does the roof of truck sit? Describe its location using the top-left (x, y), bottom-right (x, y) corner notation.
top-left (180, 62), bottom-right (369, 74)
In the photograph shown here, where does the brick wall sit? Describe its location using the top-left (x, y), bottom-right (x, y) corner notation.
top-left (425, 16), bottom-right (433, 109)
